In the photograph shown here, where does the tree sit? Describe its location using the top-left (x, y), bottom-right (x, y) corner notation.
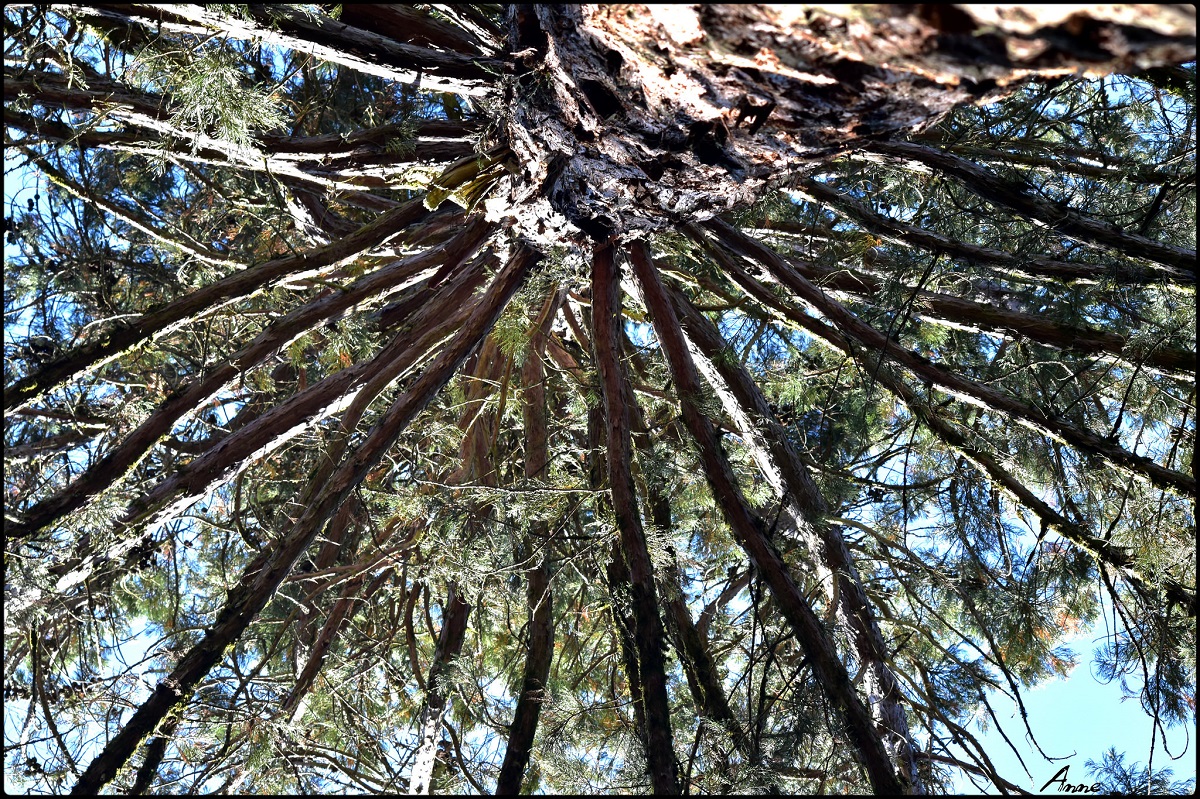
top-left (1085, 747), bottom-right (1196, 795)
top-left (3, 4), bottom-right (1194, 795)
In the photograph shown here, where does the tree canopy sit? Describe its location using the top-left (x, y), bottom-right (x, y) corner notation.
top-left (3, 4), bottom-right (1196, 795)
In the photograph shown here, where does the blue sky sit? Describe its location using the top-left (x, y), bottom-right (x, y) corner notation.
top-left (946, 602), bottom-right (1196, 794)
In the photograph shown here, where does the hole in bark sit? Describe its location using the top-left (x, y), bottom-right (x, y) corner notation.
top-left (692, 138), bottom-right (728, 168)
top-left (638, 157), bottom-right (687, 180)
top-left (575, 214), bottom-right (614, 242)
top-left (828, 58), bottom-right (876, 90)
top-left (605, 48), bottom-right (624, 74)
top-left (736, 65), bottom-right (764, 83)
top-left (573, 122), bottom-right (596, 142)
top-left (915, 4), bottom-right (977, 33)
top-left (578, 79), bottom-right (623, 119)
top-left (638, 159), bottom-right (666, 181)
top-left (936, 32), bottom-right (1010, 65)
top-left (514, 8), bottom-right (547, 54)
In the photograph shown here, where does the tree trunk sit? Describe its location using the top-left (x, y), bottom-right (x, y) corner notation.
top-left (10, 3), bottom-right (1194, 796)
top-left (495, 5), bottom-right (1194, 246)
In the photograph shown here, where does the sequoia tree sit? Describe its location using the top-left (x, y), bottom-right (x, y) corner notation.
top-left (3, 4), bottom-right (1195, 795)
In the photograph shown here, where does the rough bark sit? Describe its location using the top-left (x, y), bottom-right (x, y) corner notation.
top-left (127, 715), bottom-right (178, 796)
top-left (592, 243), bottom-right (681, 795)
top-left (495, 5), bottom-right (1195, 247)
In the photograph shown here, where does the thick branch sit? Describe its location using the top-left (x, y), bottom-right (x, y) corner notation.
top-left (662, 276), bottom-right (923, 791)
top-left (69, 240), bottom-right (536, 796)
top-left (628, 240), bottom-right (908, 795)
top-left (861, 140), bottom-right (1196, 280)
top-left (10, 219), bottom-right (488, 540)
top-left (791, 175), bottom-right (1183, 287)
top-left (496, 293), bottom-right (561, 795)
top-left (697, 231), bottom-right (1196, 617)
top-left (704, 219), bottom-right (1196, 497)
top-left (89, 4), bottom-right (504, 96)
top-left (591, 243), bottom-right (681, 795)
top-left (7, 199), bottom-right (430, 413)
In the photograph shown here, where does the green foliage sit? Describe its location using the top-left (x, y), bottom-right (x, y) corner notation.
top-left (3, 4), bottom-right (1194, 797)
top-left (1085, 747), bottom-right (1196, 795)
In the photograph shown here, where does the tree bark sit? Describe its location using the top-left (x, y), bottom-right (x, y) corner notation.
top-left (661, 277), bottom-right (923, 791)
top-left (704, 219), bottom-right (1196, 497)
top-left (407, 585), bottom-right (471, 795)
top-left (7, 200), bottom-right (430, 413)
top-left (591, 243), bottom-right (681, 795)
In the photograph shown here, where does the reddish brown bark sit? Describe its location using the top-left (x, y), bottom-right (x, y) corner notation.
top-left (662, 279), bottom-right (923, 790)
top-left (7, 200), bottom-right (430, 413)
top-left (704, 219), bottom-right (1196, 497)
top-left (592, 243), bottom-right (681, 795)
top-left (694, 230), bottom-right (1196, 616)
top-left (11, 219), bottom-right (489, 540)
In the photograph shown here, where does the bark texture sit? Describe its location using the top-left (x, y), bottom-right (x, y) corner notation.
top-left (593, 243), bottom-right (681, 795)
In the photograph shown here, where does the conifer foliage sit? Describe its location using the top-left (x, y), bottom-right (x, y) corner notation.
top-left (4, 5), bottom-right (1195, 795)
